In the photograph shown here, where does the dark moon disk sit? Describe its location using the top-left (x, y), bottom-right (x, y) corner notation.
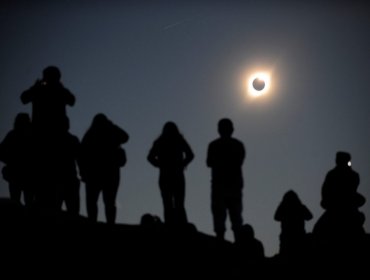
top-left (252, 78), bottom-right (265, 91)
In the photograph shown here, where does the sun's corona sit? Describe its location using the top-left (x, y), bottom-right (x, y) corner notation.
top-left (248, 72), bottom-right (271, 97)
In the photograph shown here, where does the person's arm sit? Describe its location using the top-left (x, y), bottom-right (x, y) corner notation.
top-left (320, 173), bottom-right (331, 209)
top-left (303, 205), bottom-right (313, 221)
top-left (21, 80), bottom-right (41, 104)
top-left (238, 141), bottom-right (246, 166)
top-left (118, 127), bottom-right (129, 144)
top-left (354, 172), bottom-right (360, 191)
top-left (64, 88), bottom-right (76, 106)
top-left (147, 143), bottom-right (160, 168)
top-left (0, 132), bottom-right (12, 163)
top-left (182, 140), bottom-right (194, 168)
top-left (274, 204), bottom-right (283, 221)
top-left (206, 143), bottom-right (213, 168)
top-left (112, 123), bottom-right (129, 145)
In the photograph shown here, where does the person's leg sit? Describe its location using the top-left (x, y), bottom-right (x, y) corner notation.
top-left (65, 179), bottom-right (80, 216)
top-left (159, 171), bottom-right (175, 225)
top-left (228, 192), bottom-right (243, 242)
top-left (103, 178), bottom-right (119, 224)
top-left (86, 182), bottom-right (100, 222)
top-left (173, 173), bottom-right (187, 224)
top-left (160, 186), bottom-right (174, 225)
top-left (23, 184), bottom-right (34, 208)
top-left (211, 189), bottom-right (227, 240)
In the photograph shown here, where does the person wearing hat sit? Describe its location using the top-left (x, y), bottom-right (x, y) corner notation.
top-left (321, 151), bottom-right (364, 211)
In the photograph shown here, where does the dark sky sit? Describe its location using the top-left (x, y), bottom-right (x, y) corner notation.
top-left (1, 0), bottom-right (369, 256)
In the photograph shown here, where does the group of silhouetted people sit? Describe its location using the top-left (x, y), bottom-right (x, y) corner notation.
top-left (0, 66), bottom-right (129, 225)
top-left (0, 67), bottom-right (367, 259)
top-left (147, 117), bottom-right (247, 242)
top-left (273, 151), bottom-right (367, 261)
top-left (0, 66), bottom-right (248, 237)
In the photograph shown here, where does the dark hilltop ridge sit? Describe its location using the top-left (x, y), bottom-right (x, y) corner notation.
top-left (1, 198), bottom-right (369, 277)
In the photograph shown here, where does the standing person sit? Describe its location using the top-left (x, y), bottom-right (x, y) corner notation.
top-left (20, 66), bottom-right (76, 211)
top-left (20, 65), bottom-right (75, 134)
top-left (79, 114), bottom-right (129, 224)
top-left (207, 118), bottom-right (246, 241)
top-left (0, 113), bottom-right (33, 207)
top-left (147, 122), bottom-right (194, 226)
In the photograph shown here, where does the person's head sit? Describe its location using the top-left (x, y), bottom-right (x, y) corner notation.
top-left (218, 118), bottom-right (234, 138)
top-left (91, 113), bottom-right (109, 129)
top-left (240, 224), bottom-right (255, 240)
top-left (140, 213), bottom-right (162, 226)
top-left (14, 113), bottom-right (31, 130)
top-left (162, 121), bottom-right (180, 138)
top-left (335, 151), bottom-right (351, 168)
top-left (283, 190), bottom-right (300, 204)
top-left (42, 66), bottom-right (61, 84)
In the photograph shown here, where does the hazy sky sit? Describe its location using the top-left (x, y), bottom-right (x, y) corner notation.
top-left (1, 0), bottom-right (369, 256)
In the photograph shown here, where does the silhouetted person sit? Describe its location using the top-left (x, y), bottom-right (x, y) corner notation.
top-left (274, 190), bottom-right (312, 258)
top-left (0, 113), bottom-right (33, 206)
top-left (234, 223), bottom-right (265, 264)
top-left (321, 151), bottom-right (365, 212)
top-left (313, 151), bottom-right (366, 259)
top-left (141, 213), bottom-right (162, 226)
top-left (147, 122), bottom-right (194, 226)
top-left (21, 66), bottom-right (75, 134)
top-left (54, 117), bottom-right (80, 216)
top-left (79, 114), bottom-right (129, 224)
top-left (207, 118), bottom-right (245, 241)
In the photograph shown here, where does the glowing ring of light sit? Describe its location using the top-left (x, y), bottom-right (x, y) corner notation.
top-left (248, 72), bottom-right (271, 97)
